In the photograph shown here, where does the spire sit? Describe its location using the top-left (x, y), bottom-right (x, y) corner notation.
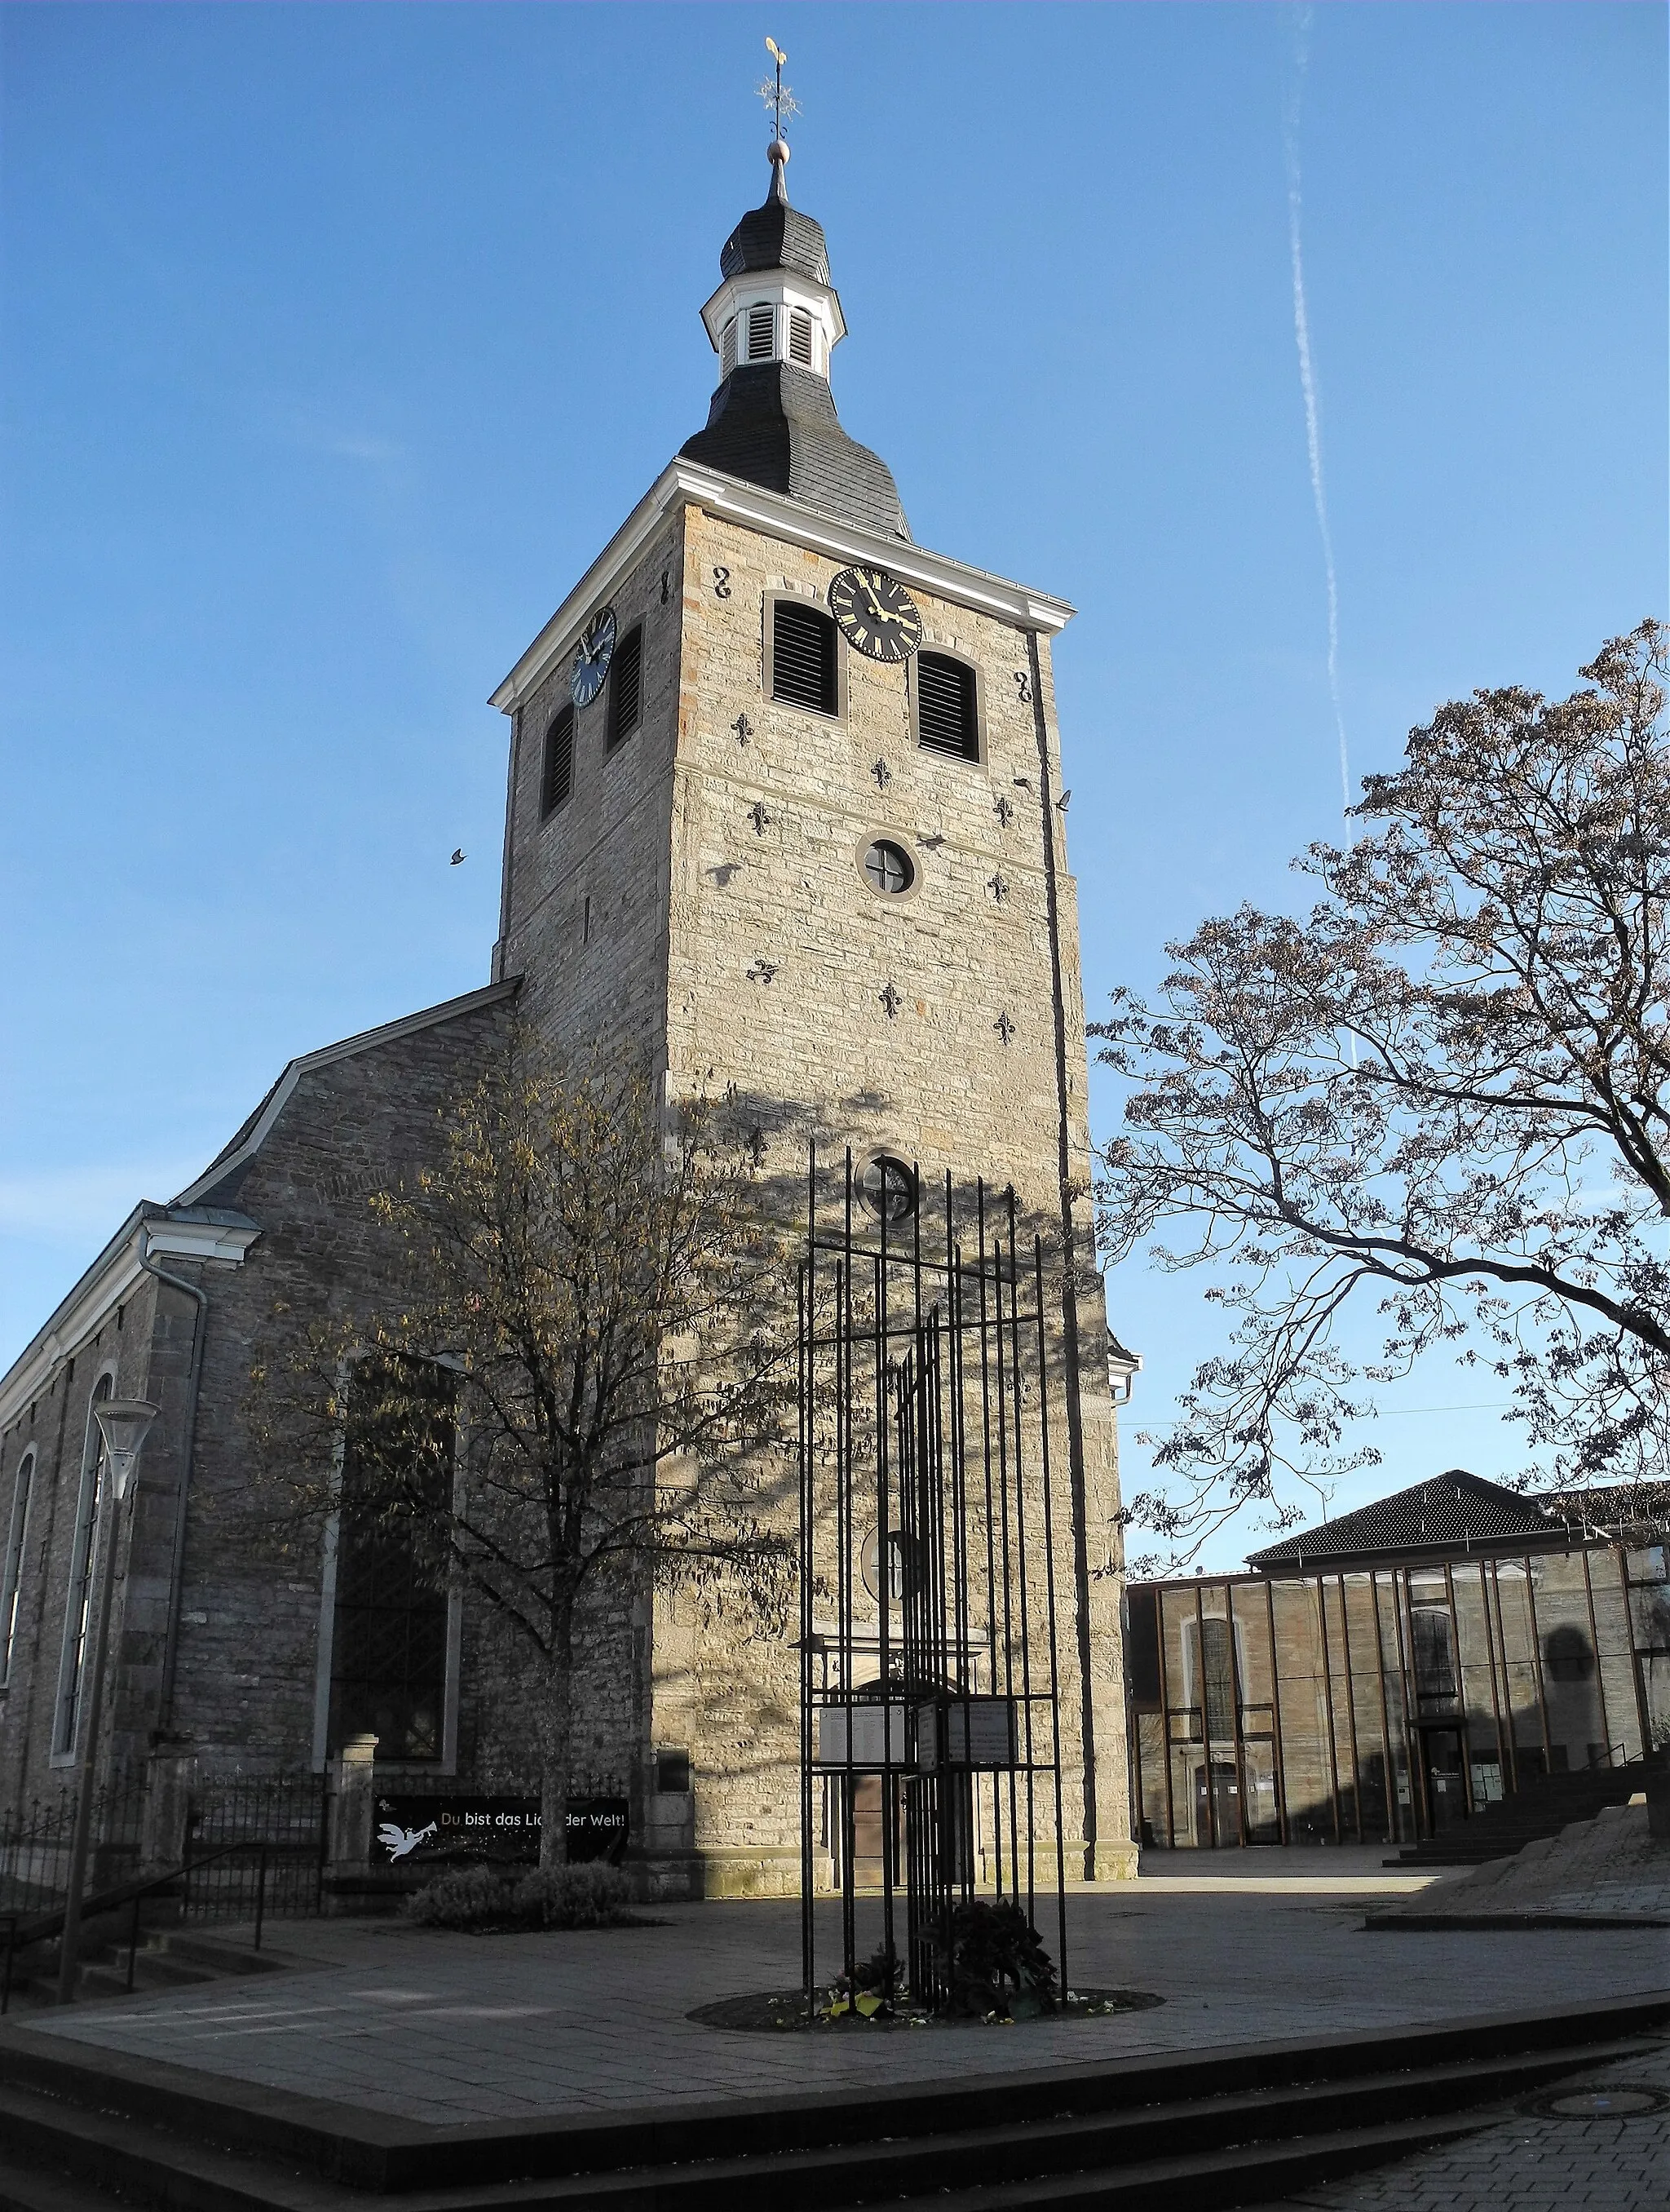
top-left (679, 46), bottom-right (911, 542)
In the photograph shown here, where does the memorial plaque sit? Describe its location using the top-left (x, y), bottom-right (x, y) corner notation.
top-left (813, 1702), bottom-right (909, 1768)
top-left (914, 1695), bottom-right (1019, 1770)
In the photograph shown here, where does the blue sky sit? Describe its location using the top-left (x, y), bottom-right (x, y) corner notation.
top-left (2, 2), bottom-right (1665, 1568)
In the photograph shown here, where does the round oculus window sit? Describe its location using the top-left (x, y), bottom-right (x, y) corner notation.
top-left (863, 838), bottom-right (915, 896)
top-left (861, 1528), bottom-right (924, 1604)
top-left (861, 1153), bottom-right (918, 1223)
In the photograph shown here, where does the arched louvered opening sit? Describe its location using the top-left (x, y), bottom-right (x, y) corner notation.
top-left (771, 599), bottom-right (838, 715)
top-left (789, 307), bottom-right (814, 367)
top-left (541, 704), bottom-right (575, 816)
top-left (720, 316), bottom-right (738, 378)
top-left (916, 652), bottom-right (980, 761)
top-left (747, 303), bottom-right (776, 361)
top-left (607, 626), bottom-right (643, 750)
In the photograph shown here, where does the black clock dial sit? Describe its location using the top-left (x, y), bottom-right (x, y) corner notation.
top-left (828, 567), bottom-right (924, 664)
top-left (571, 607), bottom-right (617, 708)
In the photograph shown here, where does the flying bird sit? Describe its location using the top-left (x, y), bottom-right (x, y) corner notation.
top-left (450, 849), bottom-right (466, 865)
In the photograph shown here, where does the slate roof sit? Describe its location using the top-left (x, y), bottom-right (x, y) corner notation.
top-left (1246, 1469), bottom-right (1561, 1572)
top-left (682, 165), bottom-right (911, 542)
top-left (720, 177), bottom-right (831, 284)
top-left (680, 364), bottom-right (910, 541)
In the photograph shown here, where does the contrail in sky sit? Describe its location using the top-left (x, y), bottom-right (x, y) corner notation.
top-left (1283, 7), bottom-right (1351, 817)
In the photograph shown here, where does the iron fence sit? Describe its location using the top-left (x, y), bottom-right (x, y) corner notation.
top-left (0, 1767), bottom-right (145, 1918)
top-left (185, 1769), bottom-right (330, 1922)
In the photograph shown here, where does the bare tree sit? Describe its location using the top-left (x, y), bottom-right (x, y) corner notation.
top-left (1095, 622), bottom-right (1669, 1565)
top-left (252, 1036), bottom-right (796, 1864)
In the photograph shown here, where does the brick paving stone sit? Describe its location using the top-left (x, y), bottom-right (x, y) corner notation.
top-left (1245, 2043), bottom-right (1670, 2212)
top-left (13, 1878), bottom-right (1668, 2129)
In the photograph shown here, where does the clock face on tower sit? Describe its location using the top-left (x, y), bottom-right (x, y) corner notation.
top-left (571, 607), bottom-right (617, 707)
top-left (828, 567), bottom-right (924, 664)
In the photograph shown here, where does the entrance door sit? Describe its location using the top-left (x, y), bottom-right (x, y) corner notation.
top-left (1193, 1759), bottom-right (1242, 1846)
top-left (850, 1775), bottom-right (901, 1887)
top-left (1421, 1728), bottom-right (1469, 1833)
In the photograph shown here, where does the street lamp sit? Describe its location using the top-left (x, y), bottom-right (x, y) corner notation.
top-left (55, 1398), bottom-right (157, 2003)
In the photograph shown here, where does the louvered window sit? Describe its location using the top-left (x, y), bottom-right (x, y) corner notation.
top-left (789, 308), bottom-right (814, 366)
top-left (606, 625), bottom-right (643, 750)
top-left (916, 653), bottom-right (979, 760)
top-left (541, 705), bottom-right (574, 816)
top-left (721, 317), bottom-right (737, 377)
top-left (747, 303), bottom-right (775, 361)
top-left (771, 599), bottom-right (838, 715)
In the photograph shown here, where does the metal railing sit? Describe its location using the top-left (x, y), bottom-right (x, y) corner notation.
top-left (0, 1841), bottom-right (274, 2013)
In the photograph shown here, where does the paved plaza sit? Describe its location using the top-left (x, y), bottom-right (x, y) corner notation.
top-left (1248, 2045), bottom-right (1670, 2212)
top-left (11, 1851), bottom-right (1666, 2138)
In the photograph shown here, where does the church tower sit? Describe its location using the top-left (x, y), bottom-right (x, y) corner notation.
top-left (488, 137), bottom-right (1134, 1889)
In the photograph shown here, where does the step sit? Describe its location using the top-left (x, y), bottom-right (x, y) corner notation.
top-left (0, 2044), bottom-right (1623, 2212)
top-left (0, 2007), bottom-right (1659, 2211)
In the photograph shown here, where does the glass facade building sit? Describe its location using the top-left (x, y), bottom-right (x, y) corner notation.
top-left (1125, 1472), bottom-right (1670, 1848)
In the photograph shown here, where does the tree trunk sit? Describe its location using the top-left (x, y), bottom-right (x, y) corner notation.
top-left (538, 1611), bottom-right (577, 1869)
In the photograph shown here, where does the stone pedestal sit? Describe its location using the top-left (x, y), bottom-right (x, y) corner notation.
top-left (139, 1750), bottom-right (196, 1874)
top-left (323, 1733), bottom-right (380, 1913)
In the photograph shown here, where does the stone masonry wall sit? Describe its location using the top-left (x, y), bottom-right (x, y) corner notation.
top-left (639, 503), bottom-right (1131, 1889)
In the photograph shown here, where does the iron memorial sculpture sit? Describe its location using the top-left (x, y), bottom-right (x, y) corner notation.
top-left (797, 1148), bottom-right (1070, 2016)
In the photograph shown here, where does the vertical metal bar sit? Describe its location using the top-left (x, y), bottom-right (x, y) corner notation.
top-left (1316, 1577), bottom-right (1343, 1843)
top-left (804, 1144), bottom-right (818, 2010)
top-left (1579, 1546), bottom-right (1613, 1759)
top-left (1263, 1579), bottom-right (1289, 1845)
top-left (986, 1195), bottom-right (1020, 1894)
top-left (1001, 1196), bottom-right (1036, 1927)
top-left (842, 1148), bottom-right (860, 1982)
top-left (1155, 1590), bottom-right (1177, 1848)
top-left (254, 1847), bottom-right (267, 1952)
top-left (1368, 1573), bottom-right (1398, 1841)
top-left (1390, 1567), bottom-right (1428, 1841)
top-left (1440, 1562), bottom-right (1473, 1814)
top-left (1617, 1544), bottom-right (1652, 1759)
top-left (877, 1246), bottom-right (897, 1977)
top-left (1032, 1239), bottom-right (1069, 1998)
top-left (1522, 1555), bottom-right (1554, 1774)
top-left (947, 1190), bottom-right (974, 1906)
top-left (1225, 1583), bottom-right (1248, 1846)
top-left (974, 1183), bottom-right (1002, 1897)
top-left (1336, 1577), bottom-right (1363, 1843)
top-left (1192, 1582), bottom-right (1217, 1848)
top-left (1480, 1560), bottom-right (1510, 1797)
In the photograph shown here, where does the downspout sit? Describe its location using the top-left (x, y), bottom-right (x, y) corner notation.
top-left (136, 1234), bottom-right (207, 1736)
top-left (1024, 627), bottom-right (1100, 1878)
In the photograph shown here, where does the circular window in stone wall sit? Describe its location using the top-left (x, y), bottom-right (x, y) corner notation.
top-left (862, 838), bottom-right (916, 896)
top-left (861, 1153), bottom-right (918, 1223)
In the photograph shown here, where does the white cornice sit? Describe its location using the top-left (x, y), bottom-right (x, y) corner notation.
top-left (0, 1210), bottom-right (259, 1436)
top-left (700, 272), bottom-right (847, 353)
top-left (145, 1218), bottom-right (263, 1266)
top-left (1, 976), bottom-right (522, 1436)
top-left (489, 462), bottom-right (1076, 714)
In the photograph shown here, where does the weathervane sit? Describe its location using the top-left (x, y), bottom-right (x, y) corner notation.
top-left (757, 36), bottom-right (800, 148)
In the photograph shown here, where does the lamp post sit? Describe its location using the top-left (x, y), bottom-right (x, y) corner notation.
top-left (55, 1397), bottom-right (157, 2004)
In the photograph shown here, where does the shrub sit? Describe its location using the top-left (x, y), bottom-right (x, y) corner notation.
top-left (510, 1862), bottom-right (633, 1929)
top-left (404, 1858), bottom-right (635, 1932)
top-left (938, 1899), bottom-right (1058, 2019)
top-left (404, 1864), bottom-right (519, 1930)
